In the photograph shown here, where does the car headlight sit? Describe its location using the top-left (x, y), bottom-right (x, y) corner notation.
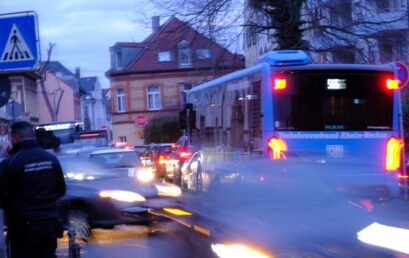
top-left (154, 183), bottom-right (182, 197)
top-left (99, 190), bottom-right (146, 202)
top-left (66, 172), bottom-right (95, 181)
top-left (211, 243), bottom-right (270, 258)
top-left (136, 167), bottom-right (155, 182)
top-left (357, 222), bottom-right (409, 254)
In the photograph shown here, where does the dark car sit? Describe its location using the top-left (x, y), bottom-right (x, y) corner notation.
top-left (165, 136), bottom-right (198, 184)
top-left (58, 152), bottom-right (182, 239)
top-left (141, 143), bottom-right (175, 178)
top-left (131, 144), bottom-right (149, 155)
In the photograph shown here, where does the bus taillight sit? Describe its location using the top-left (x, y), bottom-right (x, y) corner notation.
top-left (267, 137), bottom-right (287, 159)
top-left (386, 78), bottom-right (399, 90)
top-left (397, 174), bottom-right (409, 179)
top-left (385, 137), bottom-right (403, 171)
top-left (274, 78), bottom-right (287, 90)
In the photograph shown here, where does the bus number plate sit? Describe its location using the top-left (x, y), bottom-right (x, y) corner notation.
top-left (326, 145), bottom-right (344, 158)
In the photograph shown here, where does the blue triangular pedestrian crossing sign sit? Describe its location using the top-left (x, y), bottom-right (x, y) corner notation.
top-left (1, 24), bottom-right (34, 62)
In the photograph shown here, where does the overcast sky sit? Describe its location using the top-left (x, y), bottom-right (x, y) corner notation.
top-left (0, 0), bottom-right (154, 88)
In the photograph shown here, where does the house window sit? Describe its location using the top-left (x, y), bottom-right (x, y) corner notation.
top-left (245, 27), bottom-right (258, 48)
top-left (158, 51), bottom-right (171, 62)
top-left (116, 88), bottom-right (125, 112)
top-left (180, 83), bottom-right (192, 106)
top-left (196, 49), bottom-right (210, 60)
top-left (376, 0), bottom-right (405, 12)
top-left (148, 86), bottom-right (161, 110)
top-left (378, 38), bottom-right (394, 63)
top-left (116, 52), bottom-right (122, 69)
top-left (178, 40), bottom-right (192, 67)
top-left (179, 48), bottom-right (192, 66)
top-left (331, 47), bottom-right (355, 63)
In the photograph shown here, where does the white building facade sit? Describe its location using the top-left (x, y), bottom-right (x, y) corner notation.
top-left (243, 0), bottom-right (409, 66)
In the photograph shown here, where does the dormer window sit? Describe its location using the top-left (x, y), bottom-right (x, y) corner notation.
top-left (178, 40), bottom-right (192, 67)
top-left (158, 51), bottom-right (171, 62)
top-left (196, 49), bottom-right (210, 60)
top-left (111, 45), bottom-right (123, 69)
top-left (116, 51), bottom-right (123, 69)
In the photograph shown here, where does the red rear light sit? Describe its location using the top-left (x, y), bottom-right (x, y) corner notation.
top-left (158, 155), bottom-right (166, 165)
top-left (267, 137), bottom-right (287, 159)
top-left (385, 137), bottom-right (403, 171)
top-left (386, 78), bottom-right (399, 90)
top-left (274, 78), bottom-right (287, 90)
top-left (179, 152), bottom-right (192, 160)
top-left (80, 133), bottom-right (101, 137)
top-left (397, 174), bottom-right (409, 179)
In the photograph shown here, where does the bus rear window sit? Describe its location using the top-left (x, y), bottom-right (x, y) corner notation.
top-left (274, 70), bottom-right (393, 131)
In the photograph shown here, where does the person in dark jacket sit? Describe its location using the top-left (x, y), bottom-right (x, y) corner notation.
top-left (0, 121), bottom-right (66, 258)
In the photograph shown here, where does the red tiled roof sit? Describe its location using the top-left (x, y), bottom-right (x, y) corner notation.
top-left (110, 17), bottom-right (243, 75)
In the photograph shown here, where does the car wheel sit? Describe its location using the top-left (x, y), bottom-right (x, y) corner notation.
top-left (67, 208), bottom-right (91, 240)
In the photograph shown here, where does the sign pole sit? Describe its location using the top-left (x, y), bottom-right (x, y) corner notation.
top-left (11, 100), bottom-right (15, 123)
top-left (0, 210), bottom-right (5, 258)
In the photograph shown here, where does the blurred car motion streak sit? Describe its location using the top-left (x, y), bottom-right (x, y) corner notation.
top-left (149, 156), bottom-right (409, 257)
top-left (57, 150), bottom-right (182, 239)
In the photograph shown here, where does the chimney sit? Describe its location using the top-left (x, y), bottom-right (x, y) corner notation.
top-left (75, 67), bottom-right (80, 78)
top-left (152, 16), bottom-right (160, 32)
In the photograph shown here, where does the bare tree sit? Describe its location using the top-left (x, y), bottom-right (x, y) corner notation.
top-left (136, 0), bottom-right (408, 64)
top-left (37, 43), bottom-right (65, 121)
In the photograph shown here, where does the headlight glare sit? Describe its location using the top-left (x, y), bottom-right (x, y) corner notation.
top-left (99, 190), bottom-right (146, 202)
top-left (155, 183), bottom-right (182, 197)
top-left (137, 168), bottom-right (155, 182)
top-left (211, 243), bottom-right (270, 258)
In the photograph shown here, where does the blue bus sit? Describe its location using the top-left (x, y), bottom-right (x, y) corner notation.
top-left (185, 50), bottom-right (406, 198)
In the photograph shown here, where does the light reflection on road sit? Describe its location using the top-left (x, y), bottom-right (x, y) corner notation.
top-left (57, 225), bottom-right (149, 258)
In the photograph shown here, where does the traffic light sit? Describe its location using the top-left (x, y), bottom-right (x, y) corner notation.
top-left (189, 110), bottom-right (196, 129)
top-left (179, 110), bottom-right (187, 129)
top-left (179, 104), bottom-right (195, 130)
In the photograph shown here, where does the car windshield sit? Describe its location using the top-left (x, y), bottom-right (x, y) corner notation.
top-left (58, 157), bottom-right (117, 181)
top-left (90, 151), bottom-right (141, 168)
